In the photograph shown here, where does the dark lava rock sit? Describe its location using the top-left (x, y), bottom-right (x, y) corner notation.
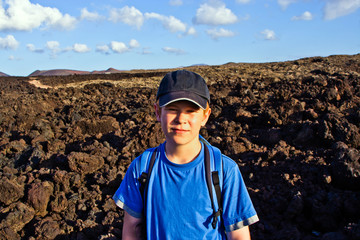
top-left (331, 142), bottom-right (360, 190)
top-left (27, 181), bottom-right (54, 217)
top-left (0, 54), bottom-right (359, 239)
top-left (0, 177), bottom-right (24, 205)
top-left (0, 202), bottom-right (35, 233)
top-left (68, 152), bottom-right (105, 174)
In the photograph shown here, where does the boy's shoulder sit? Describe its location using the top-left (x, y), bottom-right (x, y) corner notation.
top-left (200, 139), bottom-right (239, 172)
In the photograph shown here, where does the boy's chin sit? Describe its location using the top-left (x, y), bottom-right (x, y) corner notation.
top-left (166, 134), bottom-right (199, 146)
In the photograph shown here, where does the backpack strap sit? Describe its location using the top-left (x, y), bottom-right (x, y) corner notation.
top-left (138, 147), bottom-right (158, 207)
top-left (204, 143), bottom-right (225, 230)
top-left (201, 137), bottom-right (226, 234)
top-left (137, 147), bottom-right (158, 239)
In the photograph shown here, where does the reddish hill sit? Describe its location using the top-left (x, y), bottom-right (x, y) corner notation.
top-left (28, 68), bottom-right (122, 77)
top-left (0, 72), bottom-right (9, 77)
top-left (28, 69), bottom-right (91, 77)
top-left (91, 68), bottom-right (123, 74)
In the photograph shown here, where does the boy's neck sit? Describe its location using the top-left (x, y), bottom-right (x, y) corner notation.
top-left (165, 139), bottom-right (202, 164)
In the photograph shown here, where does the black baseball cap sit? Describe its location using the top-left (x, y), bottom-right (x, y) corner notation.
top-left (156, 70), bottom-right (210, 109)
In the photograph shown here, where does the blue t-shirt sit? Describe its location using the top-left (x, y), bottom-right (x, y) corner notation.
top-left (113, 142), bottom-right (258, 239)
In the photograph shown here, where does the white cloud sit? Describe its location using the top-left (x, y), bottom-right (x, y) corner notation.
top-left (129, 39), bottom-right (140, 48)
top-left (110, 41), bottom-right (129, 53)
top-left (277, 0), bottom-right (298, 10)
top-left (236, 0), bottom-right (251, 4)
top-left (193, 1), bottom-right (238, 26)
top-left (162, 47), bottom-right (186, 55)
top-left (109, 6), bottom-right (144, 29)
top-left (0, 35), bottom-right (19, 50)
top-left (8, 55), bottom-right (21, 61)
top-left (186, 27), bottom-right (197, 36)
top-left (45, 40), bottom-right (61, 58)
top-left (261, 29), bottom-right (277, 40)
top-left (73, 43), bottom-right (90, 53)
top-left (323, 0), bottom-right (360, 20)
top-left (0, 0), bottom-right (77, 31)
top-left (96, 44), bottom-right (110, 54)
top-left (206, 28), bottom-right (235, 40)
top-left (141, 47), bottom-right (152, 55)
top-left (169, 0), bottom-right (183, 6)
top-left (27, 43), bottom-right (36, 51)
top-left (292, 11), bottom-right (313, 21)
top-left (46, 41), bottom-right (60, 50)
top-left (80, 8), bottom-right (102, 21)
top-left (145, 13), bottom-right (186, 32)
top-left (26, 43), bottom-right (44, 53)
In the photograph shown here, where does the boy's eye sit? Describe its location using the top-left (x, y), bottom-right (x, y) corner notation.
top-left (166, 107), bottom-right (178, 112)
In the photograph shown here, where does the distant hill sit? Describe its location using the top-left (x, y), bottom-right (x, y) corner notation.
top-left (28, 68), bottom-right (122, 77)
top-left (91, 68), bottom-right (123, 74)
top-left (0, 72), bottom-right (9, 77)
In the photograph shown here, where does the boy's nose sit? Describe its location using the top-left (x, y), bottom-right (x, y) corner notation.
top-left (175, 112), bottom-right (187, 123)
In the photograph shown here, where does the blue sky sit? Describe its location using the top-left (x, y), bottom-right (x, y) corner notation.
top-left (0, 0), bottom-right (359, 76)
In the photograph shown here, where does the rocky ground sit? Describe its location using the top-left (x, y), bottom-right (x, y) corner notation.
top-left (0, 54), bottom-right (359, 240)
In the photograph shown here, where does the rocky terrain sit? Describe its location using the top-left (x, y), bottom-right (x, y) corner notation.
top-left (0, 54), bottom-right (359, 240)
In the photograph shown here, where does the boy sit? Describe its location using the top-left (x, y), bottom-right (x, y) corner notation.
top-left (113, 70), bottom-right (259, 239)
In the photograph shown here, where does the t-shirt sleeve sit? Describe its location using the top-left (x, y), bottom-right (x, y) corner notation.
top-left (221, 155), bottom-right (259, 232)
top-left (113, 156), bottom-right (143, 219)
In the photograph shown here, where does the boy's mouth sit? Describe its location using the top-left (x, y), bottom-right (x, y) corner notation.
top-left (171, 128), bottom-right (188, 133)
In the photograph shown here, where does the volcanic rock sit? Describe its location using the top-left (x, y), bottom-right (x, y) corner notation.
top-left (0, 202), bottom-right (35, 233)
top-left (0, 177), bottom-right (24, 205)
top-left (27, 181), bottom-right (54, 217)
top-left (331, 142), bottom-right (360, 190)
top-left (68, 152), bottom-right (105, 174)
top-left (0, 54), bottom-right (359, 239)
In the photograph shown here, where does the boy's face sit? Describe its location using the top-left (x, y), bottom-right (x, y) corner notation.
top-left (155, 100), bottom-right (211, 147)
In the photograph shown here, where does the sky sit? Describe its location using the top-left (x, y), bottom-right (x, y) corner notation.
top-left (0, 0), bottom-right (359, 76)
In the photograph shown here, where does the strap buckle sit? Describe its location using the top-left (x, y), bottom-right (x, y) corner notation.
top-left (211, 209), bottom-right (223, 229)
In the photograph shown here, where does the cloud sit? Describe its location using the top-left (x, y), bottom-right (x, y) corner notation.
top-left (96, 39), bottom-right (140, 54)
top-left (236, 0), bottom-right (251, 4)
top-left (162, 47), bottom-right (186, 55)
top-left (8, 55), bottom-right (21, 61)
top-left (45, 41), bottom-right (61, 58)
top-left (129, 39), bottom-right (140, 48)
top-left (0, 35), bottom-right (19, 50)
top-left (291, 11), bottom-right (313, 21)
top-left (109, 6), bottom-right (144, 29)
top-left (169, 0), bottom-right (183, 6)
top-left (73, 43), bottom-right (90, 53)
top-left (141, 47), bottom-right (152, 55)
top-left (80, 8), bottom-right (103, 21)
top-left (323, 0), bottom-right (360, 20)
top-left (145, 13), bottom-right (187, 32)
top-left (0, 0), bottom-right (77, 31)
top-left (277, 0), bottom-right (298, 10)
top-left (261, 29), bottom-right (277, 40)
top-left (110, 41), bottom-right (129, 53)
top-left (185, 27), bottom-right (197, 36)
top-left (96, 44), bottom-right (110, 54)
top-left (206, 28), bottom-right (235, 40)
top-left (193, 1), bottom-right (238, 26)
top-left (26, 43), bottom-right (44, 53)
top-left (46, 41), bottom-right (60, 51)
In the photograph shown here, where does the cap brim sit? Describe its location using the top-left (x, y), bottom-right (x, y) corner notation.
top-left (159, 91), bottom-right (208, 109)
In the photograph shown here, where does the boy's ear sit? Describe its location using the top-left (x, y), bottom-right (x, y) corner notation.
top-left (201, 108), bottom-right (211, 127)
top-left (154, 103), bottom-right (161, 122)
